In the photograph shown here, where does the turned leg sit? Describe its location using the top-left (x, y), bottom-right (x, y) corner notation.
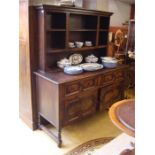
top-left (38, 115), bottom-right (63, 147)
top-left (58, 129), bottom-right (62, 148)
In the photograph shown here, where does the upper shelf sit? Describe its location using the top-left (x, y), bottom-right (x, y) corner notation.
top-left (47, 45), bottom-right (107, 54)
top-left (47, 28), bottom-right (66, 31)
top-left (70, 29), bottom-right (97, 32)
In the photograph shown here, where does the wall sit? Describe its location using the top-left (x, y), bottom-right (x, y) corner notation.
top-left (97, 0), bottom-right (131, 26)
top-left (29, 0), bottom-right (58, 5)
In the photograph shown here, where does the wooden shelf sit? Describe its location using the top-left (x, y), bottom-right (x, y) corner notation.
top-left (47, 48), bottom-right (66, 53)
top-left (47, 28), bottom-right (66, 31)
top-left (47, 45), bottom-right (107, 53)
top-left (70, 29), bottom-right (96, 32)
top-left (99, 29), bottom-right (108, 31)
top-left (69, 45), bottom-right (107, 52)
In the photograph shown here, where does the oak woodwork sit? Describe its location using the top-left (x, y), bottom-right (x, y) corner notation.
top-left (35, 65), bottom-right (127, 147)
top-left (25, 4), bottom-right (129, 147)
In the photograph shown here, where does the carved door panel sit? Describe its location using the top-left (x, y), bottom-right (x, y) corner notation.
top-left (64, 97), bottom-right (81, 124)
top-left (99, 84), bottom-right (124, 111)
top-left (64, 90), bottom-right (97, 125)
top-left (80, 90), bottom-right (97, 117)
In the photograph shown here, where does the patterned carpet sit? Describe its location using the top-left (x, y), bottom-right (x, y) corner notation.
top-left (64, 137), bottom-right (114, 155)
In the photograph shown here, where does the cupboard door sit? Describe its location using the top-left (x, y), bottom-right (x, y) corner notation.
top-left (80, 90), bottom-right (97, 117)
top-left (114, 69), bottom-right (124, 82)
top-left (99, 84), bottom-right (124, 111)
top-left (64, 97), bottom-right (81, 124)
top-left (63, 90), bottom-right (97, 125)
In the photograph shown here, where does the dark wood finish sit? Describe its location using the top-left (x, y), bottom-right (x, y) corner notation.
top-left (26, 4), bottom-right (129, 147)
top-left (130, 4), bottom-right (135, 20)
top-left (127, 63), bottom-right (135, 88)
top-left (34, 65), bottom-right (127, 146)
top-left (35, 5), bottom-right (113, 71)
top-left (109, 99), bottom-right (135, 137)
top-left (100, 83), bottom-right (124, 111)
top-left (126, 20), bottom-right (135, 53)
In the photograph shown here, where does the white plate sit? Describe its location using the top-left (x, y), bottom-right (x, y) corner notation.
top-left (69, 54), bottom-right (83, 65)
top-left (79, 63), bottom-right (103, 71)
top-left (64, 66), bottom-right (83, 75)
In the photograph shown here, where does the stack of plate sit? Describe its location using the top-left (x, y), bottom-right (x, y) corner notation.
top-left (79, 63), bottom-right (103, 71)
top-left (64, 66), bottom-right (83, 75)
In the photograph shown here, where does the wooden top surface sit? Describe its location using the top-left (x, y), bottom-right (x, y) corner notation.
top-left (34, 65), bottom-right (128, 84)
top-left (109, 99), bottom-right (135, 137)
top-left (34, 4), bottom-right (113, 16)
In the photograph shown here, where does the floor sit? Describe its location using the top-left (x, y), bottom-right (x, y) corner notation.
top-left (17, 111), bottom-right (121, 155)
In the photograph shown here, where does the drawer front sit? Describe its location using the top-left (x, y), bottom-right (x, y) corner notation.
top-left (100, 72), bottom-right (114, 86)
top-left (65, 81), bottom-right (81, 96)
top-left (64, 77), bottom-right (97, 97)
top-left (114, 70), bottom-right (124, 81)
top-left (81, 77), bottom-right (97, 91)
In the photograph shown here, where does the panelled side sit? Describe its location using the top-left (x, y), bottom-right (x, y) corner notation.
top-left (36, 75), bottom-right (59, 128)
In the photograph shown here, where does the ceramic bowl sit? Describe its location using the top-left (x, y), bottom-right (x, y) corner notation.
top-left (101, 59), bottom-right (118, 68)
top-left (57, 58), bottom-right (72, 69)
top-left (68, 42), bottom-right (75, 48)
top-left (75, 41), bottom-right (83, 48)
top-left (64, 66), bottom-right (83, 75)
top-left (57, 61), bottom-right (72, 69)
top-left (100, 56), bottom-right (116, 61)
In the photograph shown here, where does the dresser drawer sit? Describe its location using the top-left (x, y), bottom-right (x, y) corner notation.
top-left (64, 81), bottom-right (81, 96)
top-left (114, 70), bottom-right (124, 81)
top-left (81, 77), bottom-right (97, 91)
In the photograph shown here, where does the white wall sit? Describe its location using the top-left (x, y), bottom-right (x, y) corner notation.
top-left (97, 0), bottom-right (109, 12)
top-left (97, 0), bottom-right (131, 26)
top-left (29, 0), bottom-right (59, 5)
top-left (108, 0), bottom-right (130, 26)
top-left (29, 0), bottom-right (131, 26)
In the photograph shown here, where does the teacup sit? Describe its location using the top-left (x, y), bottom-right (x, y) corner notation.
top-left (85, 41), bottom-right (92, 46)
top-left (68, 42), bottom-right (75, 48)
top-left (75, 41), bottom-right (83, 48)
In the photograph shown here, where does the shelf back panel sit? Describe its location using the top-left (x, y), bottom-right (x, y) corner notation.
top-left (70, 14), bottom-right (97, 29)
top-left (99, 31), bottom-right (108, 46)
top-left (46, 31), bottom-right (66, 49)
top-left (100, 16), bottom-right (110, 29)
top-left (46, 12), bottom-right (66, 29)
